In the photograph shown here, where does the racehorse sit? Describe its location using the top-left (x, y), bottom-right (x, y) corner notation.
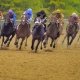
top-left (14, 15), bottom-right (31, 50)
top-left (43, 19), bottom-right (61, 48)
top-left (62, 22), bottom-right (79, 46)
top-left (0, 16), bottom-right (16, 48)
top-left (31, 23), bottom-right (45, 52)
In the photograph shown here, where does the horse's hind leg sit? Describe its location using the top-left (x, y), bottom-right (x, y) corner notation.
top-left (19, 38), bottom-right (25, 50)
top-left (35, 40), bottom-right (40, 52)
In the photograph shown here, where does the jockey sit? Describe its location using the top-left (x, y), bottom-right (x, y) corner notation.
top-left (22, 8), bottom-right (33, 23)
top-left (6, 9), bottom-right (16, 27)
top-left (50, 9), bottom-right (64, 25)
top-left (68, 12), bottom-right (79, 25)
top-left (68, 12), bottom-right (79, 32)
top-left (49, 9), bottom-right (64, 34)
top-left (34, 10), bottom-right (47, 32)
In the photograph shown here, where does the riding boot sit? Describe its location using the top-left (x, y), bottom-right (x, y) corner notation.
top-left (44, 24), bottom-right (46, 32)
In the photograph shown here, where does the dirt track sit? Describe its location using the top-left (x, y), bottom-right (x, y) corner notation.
top-left (0, 34), bottom-right (80, 80)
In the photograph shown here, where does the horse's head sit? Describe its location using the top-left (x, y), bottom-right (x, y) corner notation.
top-left (21, 15), bottom-right (28, 25)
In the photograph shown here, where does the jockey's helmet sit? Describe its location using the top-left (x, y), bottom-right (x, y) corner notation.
top-left (52, 9), bottom-right (61, 14)
top-left (8, 9), bottom-right (14, 14)
top-left (72, 12), bottom-right (78, 17)
top-left (26, 8), bottom-right (32, 16)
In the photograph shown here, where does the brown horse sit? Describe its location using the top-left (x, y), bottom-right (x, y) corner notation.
top-left (62, 22), bottom-right (79, 46)
top-left (14, 16), bottom-right (31, 50)
top-left (43, 19), bottom-right (61, 48)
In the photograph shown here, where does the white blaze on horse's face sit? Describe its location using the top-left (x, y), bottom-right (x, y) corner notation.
top-left (22, 19), bottom-right (25, 22)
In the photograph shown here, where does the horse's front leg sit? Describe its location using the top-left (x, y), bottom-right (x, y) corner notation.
top-left (25, 37), bottom-right (27, 47)
top-left (43, 36), bottom-right (48, 48)
top-left (4, 36), bottom-right (9, 45)
top-left (67, 35), bottom-right (70, 47)
top-left (50, 38), bottom-right (53, 47)
top-left (69, 34), bottom-right (76, 45)
top-left (40, 37), bottom-right (43, 50)
top-left (14, 35), bottom-right (19, 48)
top-left (7, 33), bottom-right (15, 47)
top-left (19, 38), bottom-right (25, 50)
top-left (53, 40), bottom-right (56, 48)
top-left (77, 34), bottom-right (80, 42)
top-left (31, 38), bottom-right (35, 50)
top-left (35, 40), bottom-right (40, 53)
top-left (40, 41), bottom-right (43, 50)
top-left (62, 34), bottom-right (67, 44)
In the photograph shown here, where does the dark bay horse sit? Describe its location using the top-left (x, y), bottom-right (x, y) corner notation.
top-left (62, 22), bottom-right (79, 46)
top-left (0, 17), bottom-right (16, 48)
top-left (43, 20), bottom-right (61, 48)
top-left (14, 16), bottom-right (31, 50)
top-left (31, 23), bottom-right (45, 52)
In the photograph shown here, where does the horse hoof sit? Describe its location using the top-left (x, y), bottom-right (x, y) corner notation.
top-left (53, 45), bottom-right (55, 48)
top-left (6, 44), bottom-right (9, 47)
top-left (31, 46), bottom-right (34, 50)
top-left (44, 46), bottom-right (46, 48)
top-left (50, 44), bottom-right (52, 47)
top-left (35, 50), bottom-right (37, 53)
top-left (19, 47), bottom-right (21, 50)
top-left (25, 44), bottom-right (27, 47)
top-left (16, 45), bottom-right (18, 48)
top-left (14, 42), bottom-right (18, 45)
top-left (40, 47), bottom-right (42, 50)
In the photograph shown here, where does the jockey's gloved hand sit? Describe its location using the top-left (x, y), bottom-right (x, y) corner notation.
top-left (10, 18), bottom-right (14, 22)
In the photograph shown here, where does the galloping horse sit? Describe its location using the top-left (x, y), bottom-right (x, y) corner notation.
top-left (0, 15), bottom-right (16, 48)
top-left (14, 15), bottom-right (31, 50)
top-left (62, 19), bottom-right (79, 46)
top-left (66, 22), bottom-right (79, 46)
top-left (31, 23), bottom-right (45, 52)
top-left (43, 19), bottom-right (61, 48)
